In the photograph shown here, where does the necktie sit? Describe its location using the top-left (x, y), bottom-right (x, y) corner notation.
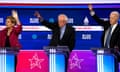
top-left (60, 26), bottom-right (66, 40)
top-left (104, 26), bottom-right (113, 48)
top-left (60, 29), bottom-right (64, 40)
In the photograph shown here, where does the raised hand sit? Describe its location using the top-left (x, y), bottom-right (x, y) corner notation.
top-left (34, 11), bottom-right (42, 18)
top-left (88, 4), bottom-right (93, 11)
top-left (12, 10), bottom-right (20, 25)
top-left (12, 10), bottom-right (19, 19)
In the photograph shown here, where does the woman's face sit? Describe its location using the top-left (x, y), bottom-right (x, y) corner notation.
top-left (6, 18), bottom-right (14, 28)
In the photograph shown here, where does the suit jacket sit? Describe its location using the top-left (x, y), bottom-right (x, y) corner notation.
top-left (41, 20), bottom-right (75, 51)
top-left (91, 14), bottom-right (120, 48)
top-left (0, 24), bottom-right (22, 48)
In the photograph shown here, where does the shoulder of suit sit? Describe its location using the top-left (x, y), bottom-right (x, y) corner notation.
top-left (116, 24), bottom-right (120, 32)
top-left (117, 24), bottom-right (120, 26)
top-left (117, 24), bottom-right (120, 28)
top-left (66, 24), bottom-right (73, 28)
top-left (0, 29), bottom-right (6, 34)
top-left (66, 25), bottom-right (75, 31)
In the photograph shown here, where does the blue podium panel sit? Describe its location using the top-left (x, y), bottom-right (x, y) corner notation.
top-left (56, 54), bottom-right (65, 72)
top-left (0, 54), bottom-right (6, 72)
top-left (0, 53), bottom-right (15, 72)
top-left (6, 54), bottom-right (15, 72)
top-left (103, 55), bottom-right (115, 72)
top-left (97, 54), bottom-right (115, 72)
top-left (49, 53), bottom-right (65, 72)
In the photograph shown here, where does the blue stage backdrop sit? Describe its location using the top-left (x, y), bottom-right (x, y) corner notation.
top-left (0, 4), bottom-right (120, 50)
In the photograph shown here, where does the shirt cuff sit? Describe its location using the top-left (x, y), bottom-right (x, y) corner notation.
top-left (90, 11), bottom-right (95, 16)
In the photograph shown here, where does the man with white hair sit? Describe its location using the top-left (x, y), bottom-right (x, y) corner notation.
top-left (88, 4), bottom-right (120, 49)
top-left (34, 12), bottom-right (75, 72)
top-left (88, 4), bottom-right (120, 72)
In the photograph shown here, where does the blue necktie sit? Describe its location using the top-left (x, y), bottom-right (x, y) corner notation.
top-left (104, 26), bottom-right (113, 48)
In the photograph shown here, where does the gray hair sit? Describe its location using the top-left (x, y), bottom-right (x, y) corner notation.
top-left (58, 14), bottom-right (68, 21)
top-left (110, 11), bottom-right (120, 18)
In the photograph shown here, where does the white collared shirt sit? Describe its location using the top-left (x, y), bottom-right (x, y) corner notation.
top-left (104, 23), bottom-right (118, 48)
top-left (90, 11), bottom-right (118, 48)
top-left (60, 25), bottom-right (66, 40)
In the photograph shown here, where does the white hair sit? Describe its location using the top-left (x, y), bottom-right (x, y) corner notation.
top-left (110, 11), bottom-right (120, 18)
top-left (58, 14), bottom-right (68, 21)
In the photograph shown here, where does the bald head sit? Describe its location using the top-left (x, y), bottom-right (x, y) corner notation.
top-left (109, 11), bottom-right (119, 25)
top-left (58, 14), bottom-right (68, 28)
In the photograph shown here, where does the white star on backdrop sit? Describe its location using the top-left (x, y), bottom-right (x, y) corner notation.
top-left (28, 53), bottom-right (44, 69)
top-left (69, 53), bottom-right (84, 69)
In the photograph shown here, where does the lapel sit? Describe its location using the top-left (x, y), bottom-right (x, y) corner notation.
top-left (111, 24), bottom-right (119, 39)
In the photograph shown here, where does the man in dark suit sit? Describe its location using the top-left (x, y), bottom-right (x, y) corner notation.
top-left (88, 4), bottom-right (120, 49)
top-left (34, 12), bottom-right (75, 72)
top-left (88, 4), bottom-right (120, 72)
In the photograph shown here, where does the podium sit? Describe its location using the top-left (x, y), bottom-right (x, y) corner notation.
top-left (91, 48), bottom-right (120, 72)
top-left (44, 46), bottom-right (69, 72)
top-left (0, 47), bottom-right (19, 72)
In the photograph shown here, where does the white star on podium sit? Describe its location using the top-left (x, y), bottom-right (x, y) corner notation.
top-left (69, 53), bottom-right (84, 69)
top-left (28, 53), bottom-right (44, 69)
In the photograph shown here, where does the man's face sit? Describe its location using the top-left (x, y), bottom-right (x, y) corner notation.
top-left (58, 15), bottom-right (67, 28)
top-left (6, 18), bottom-right (14, 28)
top-left (109, 13), bottom-right (119, 25)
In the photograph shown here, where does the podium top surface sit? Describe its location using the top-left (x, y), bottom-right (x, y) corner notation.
top-left (91, 48), bottom-right (120, 55)
top-left (0, 47), bottom-right (19, 54)
top-left (43, 46), bottom-right (70, 53)
top-left (91, 48), bottom-right (116, 50)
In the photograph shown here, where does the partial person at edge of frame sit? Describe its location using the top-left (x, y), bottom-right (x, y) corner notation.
top-left (0, 10), bottom-right (22, 72)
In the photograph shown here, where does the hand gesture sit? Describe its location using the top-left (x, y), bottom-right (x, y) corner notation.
top-left (88, 4), bottom-right (93, 11)
top-left (34, 11), bottom-right (42, 18)
top-left (12, 10), bottom-right (19, 20)
top-left (12, 10), bottom-right (20, 25)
